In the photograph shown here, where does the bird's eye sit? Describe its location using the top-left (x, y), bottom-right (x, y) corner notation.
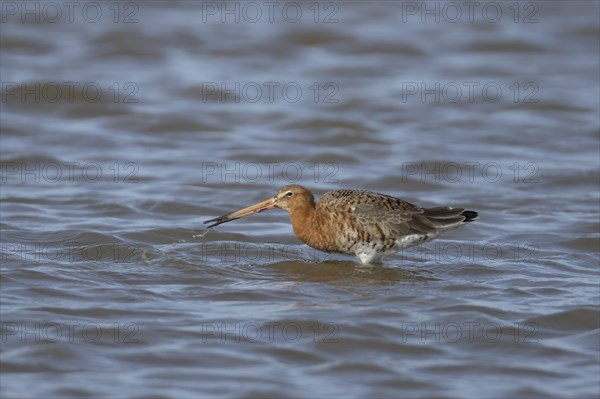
top-left (286, 191), bottom-right (293, 197)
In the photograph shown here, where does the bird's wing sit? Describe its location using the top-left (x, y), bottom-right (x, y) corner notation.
top-left (321, 190), bottom-right (470, 237)
top-left (352, 203), bottom-right (469, 236)
top-left (319, 190), bottom-right (427, 236)
top-left (351, 202), bottom-right (425, 236)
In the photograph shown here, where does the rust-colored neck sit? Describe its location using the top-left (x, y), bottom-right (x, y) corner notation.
top-left (289, 199), bottom-right (316, 245)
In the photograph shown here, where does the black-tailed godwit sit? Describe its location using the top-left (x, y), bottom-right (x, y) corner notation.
top-left (205, 185), bottom-right (478, 264)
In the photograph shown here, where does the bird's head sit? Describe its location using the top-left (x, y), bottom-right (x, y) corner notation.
top-left (204, 185), bottom-right (314, 228)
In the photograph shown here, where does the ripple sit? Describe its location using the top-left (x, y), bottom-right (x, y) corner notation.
top-left (467, 40), bottom-right (547, 53)
top-left (526, 308), bottom-right (600, 334)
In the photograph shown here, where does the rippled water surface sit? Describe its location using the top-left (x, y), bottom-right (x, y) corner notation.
top-left (1, 1), bottom-right (599, 398)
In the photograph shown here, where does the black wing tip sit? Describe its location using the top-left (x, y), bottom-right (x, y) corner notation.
top-left (461, 210), bottom-right (479, 222)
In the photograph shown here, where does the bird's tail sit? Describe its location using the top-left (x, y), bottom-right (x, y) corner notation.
top-left (461, 210), bottom-right (479, 222)
top-left (417, 207), bottom-right (479, 230)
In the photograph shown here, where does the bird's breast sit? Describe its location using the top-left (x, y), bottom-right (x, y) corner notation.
top-left (294, 208), bottom-right (398, 255)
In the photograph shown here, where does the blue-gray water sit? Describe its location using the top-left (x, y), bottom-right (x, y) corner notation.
top-left (1, 1), bottom-right (599, 398)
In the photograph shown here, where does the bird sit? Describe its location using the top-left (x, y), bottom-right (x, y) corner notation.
top-left (204, 185), bottom-right (478, 264)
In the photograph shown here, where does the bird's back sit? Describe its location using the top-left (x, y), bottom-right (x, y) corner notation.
top-left (318, 189), bottom-right (421, 213)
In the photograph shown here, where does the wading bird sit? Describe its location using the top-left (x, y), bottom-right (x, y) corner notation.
top-left (205, 185), bottom-right (478, 264)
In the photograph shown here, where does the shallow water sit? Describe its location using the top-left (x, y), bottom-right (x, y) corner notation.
top-left (1, 1), bottom-right (599, 398)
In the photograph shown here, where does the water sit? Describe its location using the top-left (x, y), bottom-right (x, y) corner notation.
top-left (1, 1), bottom-right (599, 398)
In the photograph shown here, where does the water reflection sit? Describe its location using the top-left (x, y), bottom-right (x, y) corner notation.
top-left (262, 259), bottom-right (437, 285)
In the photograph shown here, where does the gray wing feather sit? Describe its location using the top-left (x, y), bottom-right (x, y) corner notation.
top-left (319, 190), bottom-right (470, 238)
top-left (352, 203), bottom-right (469, 235)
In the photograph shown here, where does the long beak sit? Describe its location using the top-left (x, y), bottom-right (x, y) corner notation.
top-left (204, 197), bottom-right (276, 228)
